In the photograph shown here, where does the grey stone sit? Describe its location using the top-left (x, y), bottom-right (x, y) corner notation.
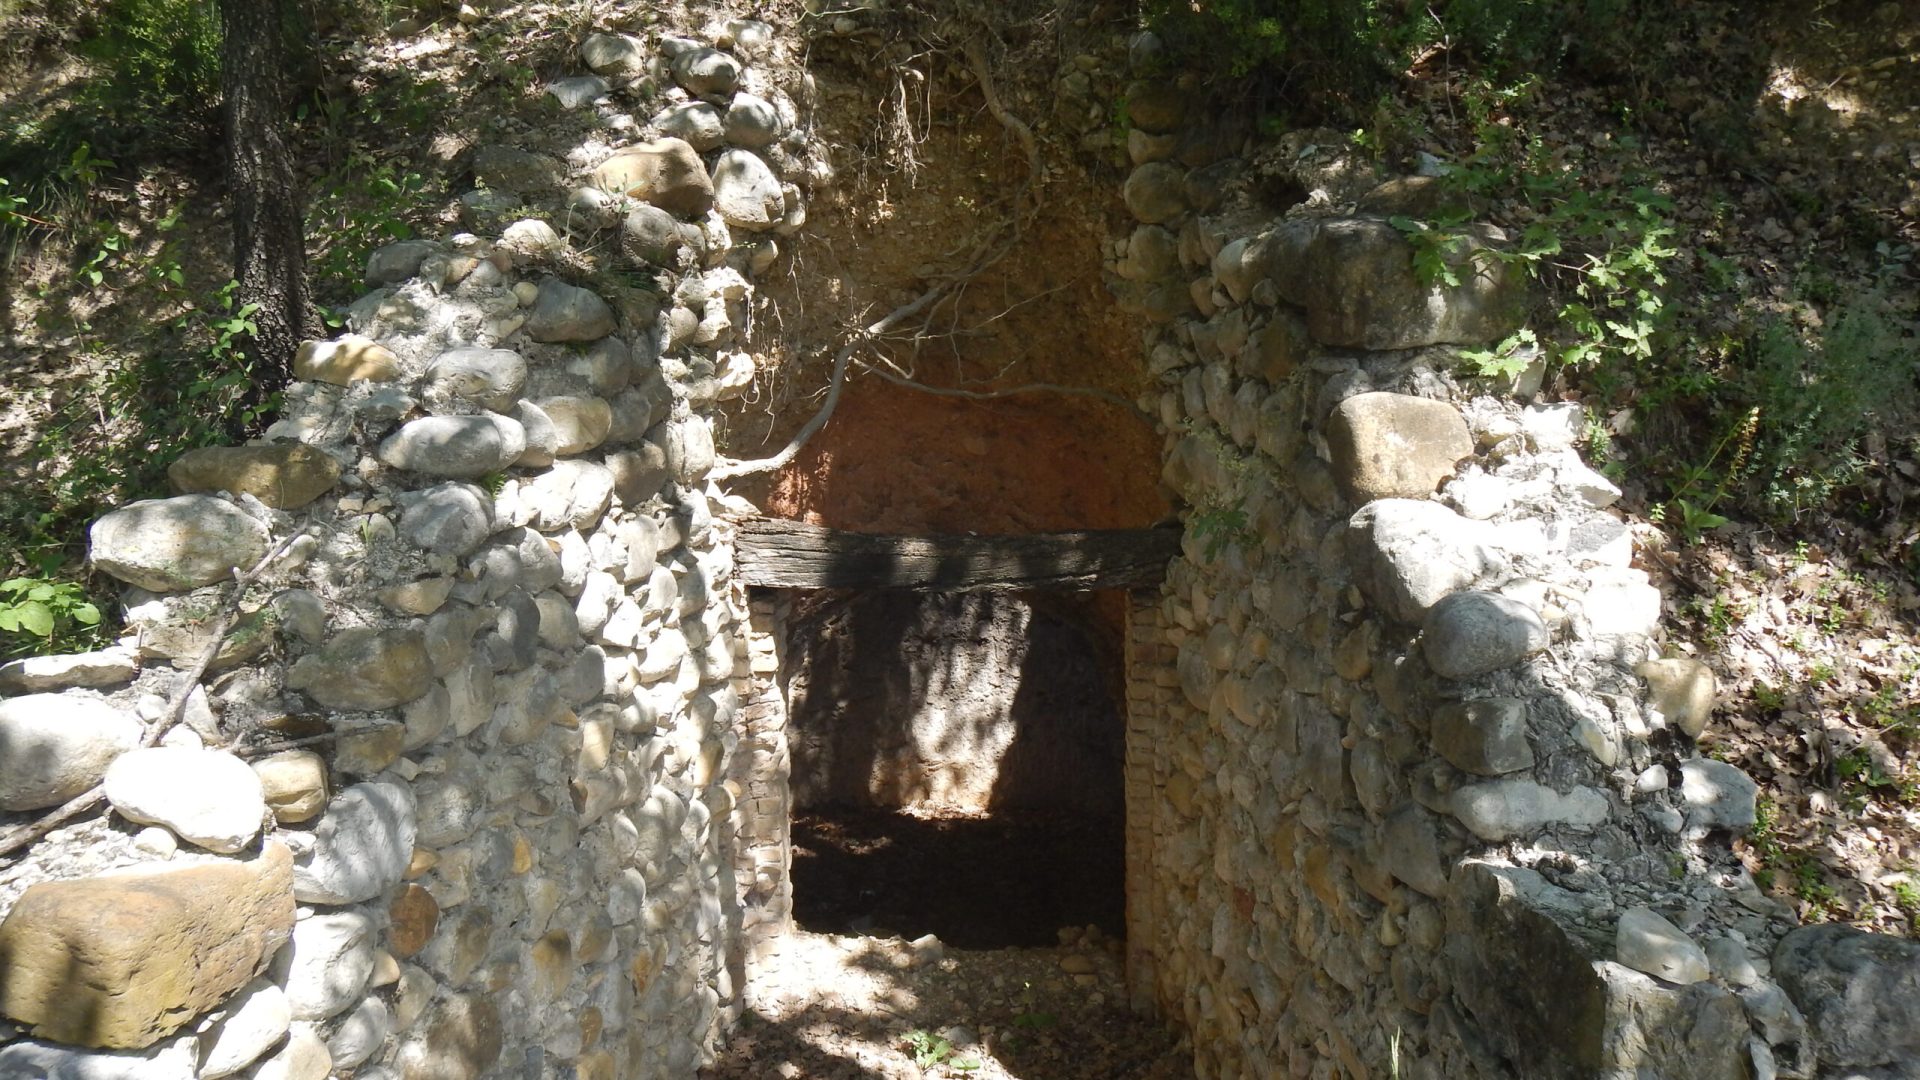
top-left (1122, 81), bottom-right (1184, 133)
top-left (286, 627), bottom-right (432, 710)
top-left (526, 279), bottom-right (615, 343)
top-left (1616, 906), bottom-right (1710, 984)
top-left (1346, 500), bottom-right (1504, 625)
top-left (608, 446), bottom-right (670, 505)
top-left (426, 348), bottom-right (526, 412)
top-left (412, 776), bottom-right (482, 847)
top-left (272, 911), bottom-right (375, 1021)
top-left (1704, 937), bottom-right (1759, 988)
top-left (576, 337), bottom-right (631, 396)
top-left (1383, 802), bottom-right (1449, 897)
top-left (1775, 924), bottom-right (1920, 1076)
top-left (364, 240), bottom-right (439, 287)
top-left (649, 415), bottom-right (715, 485)
top-left (1279, 217), bottom-right (1525, 350)
top-left (1430, 698), bottom-right (1534, 775)
top-left (563, 185), bottom-right (621, 231)
top-left (475, 527), bottom-right (563, 597)
top-left (1423, 590), bottom-right (1550, 679)
top-left (522, 460), bottom-right (615, 532)
top-left (512, 400), bottom-right (559, 468)
top-left (1123, 162), bottom-right (1187, 224)
top-left (621, 204), bottom-right (696, 267)
top-left (196, 979), bottom-right (289, 1078)
top-left (1245, 312), bottom-right (1310, 385)
top-left (292, 782), bottom-right (417, 905)
top-left (536, 395), bottom-right (613, 456)
top-left (90, 495), bottom-right (271, 593)
top-left (249, 1026), bottom-right (328, 1080)
top-left (0, 694), bottom-right (142, 811)
top-left (0, 648), bottom-right (137, 694)
top-left (378, 415), bottom-right (526, 479)
top-left (457, 189), bottom-right (520, 230)
top-left (1520, 402), bottom-right (1585, 451)
top-left (102, 747), bottom-right (265, 853)
top-left (1447, 862), bottom-right (1751, 1079)
top-left (545, 75), bottom-right (607, 109)
top-left (1451, 778), bottom-right (1608, 840)
top-left (1678, 758), bottom-right (1757, 833)
top-left (472, 146), bottom-right (562, 196)
top-left (580, 32), bottom-right (647, 76)
top-left (0, 1038), bottom-right (196, 1080)
top-left (724, 92), bottom-right (782, 147)
top-left (326, 998), bottom-right (390, 1071)
top-left (400, 483), bottom-right (493, 558)
top-left (671, 47), bottom-right (741, 96)
top-left (392, 994), bottom-right (502, 1080)
top-left (710, 149), bottom-right (784, 232)
top-left (653, 102), bottom-right (724, 151)
top-left (1326, 392), bottom-right (1474, 501)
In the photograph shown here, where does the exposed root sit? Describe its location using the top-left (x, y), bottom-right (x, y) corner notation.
top-left (717, 26), bottom-right (1058, 478)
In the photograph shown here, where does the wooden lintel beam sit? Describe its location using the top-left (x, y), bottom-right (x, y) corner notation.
top-left (728, 516), bottom-right (1180, 591)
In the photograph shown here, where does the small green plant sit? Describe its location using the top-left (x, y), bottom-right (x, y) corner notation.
top-left (1457, 327), bottom-right (1540, 380)
top-left (307, 154), bottom-right (428, 304)
top-left (0, 576), bottom-right (102, 654)
top-left (1891, 875), bottom-right (1920, 922)
top-left (1191, 500), bottom-right (1254, 560)
top-left (903, 1029), bottom-right (947, 1068)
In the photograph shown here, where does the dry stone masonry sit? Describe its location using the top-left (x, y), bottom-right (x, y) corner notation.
top-left (2, 11), bottom-right (1918, 1080)
top-left (0, 14), bottom-right (812, 1080)
top-left (1102, 35), bottom-right (1920, 1079)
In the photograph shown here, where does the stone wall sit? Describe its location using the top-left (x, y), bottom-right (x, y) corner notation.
top-left (1107, 64), bottom-right (1920, 1080)
top-left (5, 11), bottom-right (1919, 1080)
top-left (0, 13), bottom-right (816, 1080)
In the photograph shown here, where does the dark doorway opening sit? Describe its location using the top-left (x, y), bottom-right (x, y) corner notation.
top-left (782, 589), bottom-right (1126, 948)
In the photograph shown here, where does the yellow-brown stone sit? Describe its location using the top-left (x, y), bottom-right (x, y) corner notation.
top-left (397, 994), bottom-right (501, 1080)
top-left (589, 138), bottom-right (713, 218)
top-left (252, 749), bottom-right (327, 824)
top-left (293, 335), bottom-right (400, 386)
top-left (167, 443), bottom-right (342, 510)
top-left (575, 1049), bottom-right (615, 1080)
top-left (511, 833), bottom-right (534, 875)
top-left (335, 724), bottom-right (407, 776)
top-left (0, 842), bottom-right (295, 1049)
top-left (530, 930), bottom-right (573, 1000)
top-left (578, 1006), bottom-right (603, 1050)
top-left (405, 848), bottom-right (438, 879)
top-left (388, 884), bottom-right (440, 959)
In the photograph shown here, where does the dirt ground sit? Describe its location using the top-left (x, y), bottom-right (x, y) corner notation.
top-left (702, 928), bottom-right (1190, 1080)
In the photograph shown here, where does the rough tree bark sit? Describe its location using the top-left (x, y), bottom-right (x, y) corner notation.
top-left (218, 0), bottom-right (316, 391)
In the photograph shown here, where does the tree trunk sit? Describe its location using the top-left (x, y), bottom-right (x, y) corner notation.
top-left (219, 0), bottom-right (314, 394)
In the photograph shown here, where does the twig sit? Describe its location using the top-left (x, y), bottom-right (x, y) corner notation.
top-left (0, 527), bottom-right (303, 862)
top-left (235, 720), bottom-right (403, 759)
top-left (711, 34), bottom-right (1047, 479)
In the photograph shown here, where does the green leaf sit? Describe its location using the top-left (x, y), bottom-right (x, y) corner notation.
top-left (71, 603), bottom-right (101, 626)
top-left (15, 601), bottom-right (53, 637)
top-left (0, 608), bottom-right (18, 632)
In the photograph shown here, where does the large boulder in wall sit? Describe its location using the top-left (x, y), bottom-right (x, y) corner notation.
top-left (1258, 216), bottom-right (1525, 350)
top-left (0, 842), bottom-right (296, 1049)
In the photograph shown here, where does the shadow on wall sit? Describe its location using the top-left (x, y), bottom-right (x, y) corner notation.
top-left (782, 589), bottom-right (1124, 817)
